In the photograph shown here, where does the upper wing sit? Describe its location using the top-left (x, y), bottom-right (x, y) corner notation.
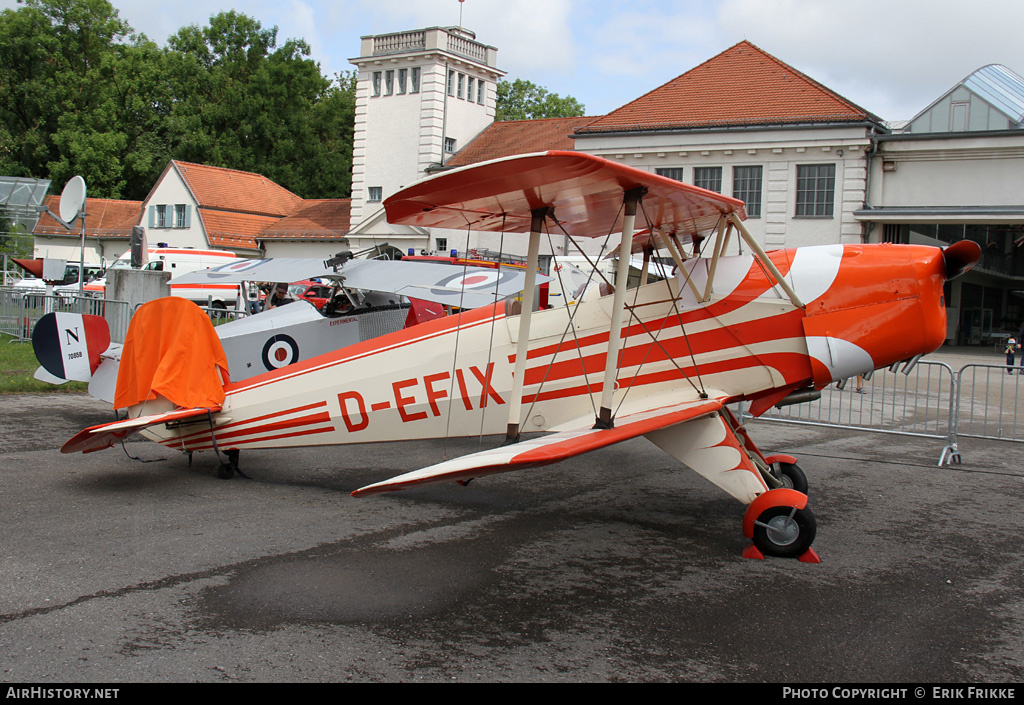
top-left (384, 151), bottom-right (747, 241)
top-left (342, 259), bottom-right (550, 309)
top-left (170, 257), bottom-right (548, 309)
top-left (351, 397), bottom-right (724, 497)
top-left (170, 257), bottom-right (336, 286)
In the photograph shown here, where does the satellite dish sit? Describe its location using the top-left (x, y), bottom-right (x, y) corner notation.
top-left (59, 176), bottom-right (86, 224)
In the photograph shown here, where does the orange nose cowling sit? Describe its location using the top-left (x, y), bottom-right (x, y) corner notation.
top-left (801, 244), bottom-right (953, 387)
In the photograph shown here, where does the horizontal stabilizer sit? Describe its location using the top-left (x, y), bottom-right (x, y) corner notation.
top-left (61, 406), bottom-right (221, 454)
top-left (352, 397), bottom-right (723, 497)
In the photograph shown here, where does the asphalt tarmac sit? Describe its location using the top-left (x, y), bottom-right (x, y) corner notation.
top-left (1, 391), bottom-right (1022, 683)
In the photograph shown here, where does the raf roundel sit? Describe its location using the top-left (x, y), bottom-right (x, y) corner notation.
top-left (261, 334), bottom-right (300, 371)
top-left (430, 269), bottom-right (515, 297)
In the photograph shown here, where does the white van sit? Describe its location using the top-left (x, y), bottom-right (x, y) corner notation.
top-left (15, 262), bottom-right (105, 292)
top-left (84, 247), bottom-right (243, 309)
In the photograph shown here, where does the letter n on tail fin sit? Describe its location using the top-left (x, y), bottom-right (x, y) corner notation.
top-left (32, 313), bottom-right (110, 382)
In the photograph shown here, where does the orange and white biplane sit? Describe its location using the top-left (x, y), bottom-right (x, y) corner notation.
top-left (58, 151), bottom-right (980, 559)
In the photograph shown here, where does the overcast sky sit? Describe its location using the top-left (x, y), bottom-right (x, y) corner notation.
top-left (5, 0), bottom-right (1024, 122)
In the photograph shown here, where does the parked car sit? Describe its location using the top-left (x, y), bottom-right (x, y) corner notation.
top-left (287, 280), bottom-right (334, 310)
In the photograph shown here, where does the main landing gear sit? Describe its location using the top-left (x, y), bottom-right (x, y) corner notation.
top-left (217, 449), bottom-right (243, 479)
top-left (713, 410), bottom-right (820, 562)
top-left (741, 487), bottom-right (820, 563)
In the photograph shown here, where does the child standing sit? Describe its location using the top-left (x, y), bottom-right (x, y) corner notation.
top-left (1005, 338), bottom-right (1017, 374)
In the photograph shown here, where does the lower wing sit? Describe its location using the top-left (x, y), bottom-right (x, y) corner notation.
top-left (351, 397), bottom-right (725, 497)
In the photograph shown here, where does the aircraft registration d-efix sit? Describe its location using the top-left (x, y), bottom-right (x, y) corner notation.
top-left (41, 151), bottom-right (980, 560)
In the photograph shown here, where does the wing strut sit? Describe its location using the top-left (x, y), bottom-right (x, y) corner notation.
top-left (595, 186), bottom-right (646, 429)
top-left (505, 207), bottom-right (550, 442)
top-left (727, 213), bottom-right (804, 309)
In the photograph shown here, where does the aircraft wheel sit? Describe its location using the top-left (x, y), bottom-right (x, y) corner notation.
top-left (771, 461), bottom-right (808, 494)
top-left (217, 462), bottom-right (235, 479)
top-left (752, 504), bottom-right (816, 558)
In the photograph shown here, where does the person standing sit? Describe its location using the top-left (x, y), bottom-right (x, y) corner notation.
top-left (1005, 337), bottom-right (1018, 374)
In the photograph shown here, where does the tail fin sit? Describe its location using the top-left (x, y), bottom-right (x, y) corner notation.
top-left (114, 298), bottom-right (230, 411)
top-left (32, 312), bottom-right (110, 382)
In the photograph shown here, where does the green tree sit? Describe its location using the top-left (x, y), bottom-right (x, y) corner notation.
top-left (495, 78), bottom-right (585, 121)
top-left (0, 0), bottom-right (162, 198)
top-left (163, 11), bottom-right (354, 198)
top-left (0, 2), bottom-right (358, 200)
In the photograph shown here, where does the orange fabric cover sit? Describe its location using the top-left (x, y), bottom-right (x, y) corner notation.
top-left (114, 297), bottom-right (230, 410)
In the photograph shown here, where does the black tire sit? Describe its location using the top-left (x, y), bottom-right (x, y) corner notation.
top-left (210, 301), bottom-right (227, 321)
top-left (217, 463), bottom-right (235, 479)
top-left (752, 505), bottom-right (816, 558)
top-left (771, 461), bottom-right (808, 494)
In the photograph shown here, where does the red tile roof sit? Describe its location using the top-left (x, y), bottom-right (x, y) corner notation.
top-left (173, 161), bottom-right (303, 216)
top-left (31, 164), bottom-right (351, 252)
top-left (198, 209), bottom-right (280, 251)
top-left (34, 196), bottom-right (142, 238)
top-left (578, 41), bottom-right (880, 134)
top-left (261, 199), bottom-right (352, 239)
top-left (444, 116), bottom-right (598, 167)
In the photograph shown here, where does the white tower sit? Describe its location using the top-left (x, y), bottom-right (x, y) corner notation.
top-left (348, 26), bottom-right (504, 252)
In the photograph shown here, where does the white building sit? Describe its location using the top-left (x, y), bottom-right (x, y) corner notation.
top-left (346, 26), bottom-right (504, 254)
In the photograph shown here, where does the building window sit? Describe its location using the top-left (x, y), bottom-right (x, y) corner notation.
top-left (398, 68), bottom-right (407, 94)
top-left (444, 137), bottom-right (456, 154)
top-left (795, 164), bottom-right (835, 217)
top-left (368, 187), bottom-right (382, 202)
top-left (384, 70), bottom-right (394, 96)
top-left (477, 79), bottom-right (484, 104)
top-left (458, 73), bottom-right (465, 99)
top-left (155, 205), bottom-right (167, 228)
top-left (411, 67), bottom-right (420, 93)
top-left (466, 76), bottom-right (474, 102)
top-left (436, 238), bottom-right (448, 252)
top-left (372, 71), bottom-right (382, 97)
top-left (694, 166), bottom-right (722, 193)
top-left (447, 69), bottom-right (455, 96)
top-left (656, 167), bottom-right (684, 181)
top-left (733, 166), bottom-right (763, 218)
top-left (174, 204), bottom-right (188, 228)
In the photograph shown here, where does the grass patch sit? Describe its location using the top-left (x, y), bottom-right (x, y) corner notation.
top-left (0, 333), bottom-right (88, 394)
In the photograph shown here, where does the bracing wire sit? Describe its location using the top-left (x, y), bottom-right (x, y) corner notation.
top-left (516, 209), bottom-right (621, 427)
top-left (441, 222), bottom-right (475, 459)
top-left (476, 216), bottom-right (507, 447)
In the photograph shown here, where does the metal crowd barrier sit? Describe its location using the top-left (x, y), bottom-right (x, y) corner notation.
top-left (954, 363), bottom-right (1024, 444)
top-left (1, 290), bottom-right (133, 343)
top-left (0, 287), bottom-right (29, 339)
top-left (3, 286), bottom-right (252, 343)
top-left (751, 359), bottom-right (1024, 466)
